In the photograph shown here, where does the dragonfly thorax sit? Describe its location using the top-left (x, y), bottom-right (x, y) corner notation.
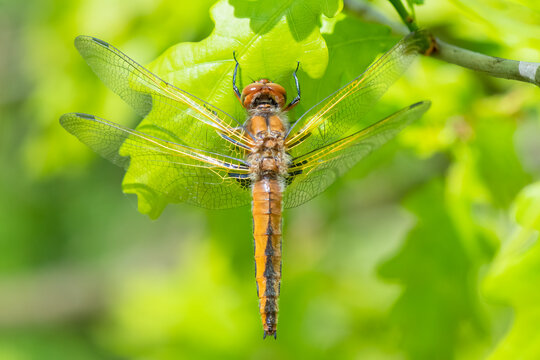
top-left (245, 113), bottom-right (290, 181)
top-left (241, 79), bottom-right (287, 111)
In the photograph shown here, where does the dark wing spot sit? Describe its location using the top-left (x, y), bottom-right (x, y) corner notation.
top-left (285, 169), bottom-right (303, 186)
top-left (75, 113), bottom-right (96, 120)
top-left (228, 172), bottom-right (252, 189)
top-left (91, 37), bottom-right (109, 47)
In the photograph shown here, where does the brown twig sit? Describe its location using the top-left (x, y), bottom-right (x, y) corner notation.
top-left (344, 0), bottom-right (540, 87)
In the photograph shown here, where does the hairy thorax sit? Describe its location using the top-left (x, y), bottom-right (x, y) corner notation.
top-left (245, 108), bottom-right (290, 181)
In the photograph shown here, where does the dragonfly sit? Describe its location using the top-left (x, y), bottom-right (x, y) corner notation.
top-left (60, 31), bottom-right (430, 339)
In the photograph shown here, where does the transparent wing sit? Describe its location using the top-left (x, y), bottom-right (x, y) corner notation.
top-left (60, 113), bottom-right (252, 209)
top-left (74, 36), bottom-right (252, 158)
top-left (286, 31), bottom-right (427, 157)
top-left (283, 101), bottom-right (431, 208)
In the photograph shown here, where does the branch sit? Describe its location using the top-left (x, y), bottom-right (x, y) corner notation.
top-left (432, 39), bottom-right (540, 86)
top-left (344, 0), bottom-right (540, 87)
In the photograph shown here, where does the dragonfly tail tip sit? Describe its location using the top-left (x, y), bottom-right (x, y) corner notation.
top-left (263, 330), bottom-right (277, 340)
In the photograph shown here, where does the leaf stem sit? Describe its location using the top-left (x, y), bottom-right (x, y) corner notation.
top-left (387, 0), bottom-right (418, 32)
top-left (344, 0), bottom-right (540, 87)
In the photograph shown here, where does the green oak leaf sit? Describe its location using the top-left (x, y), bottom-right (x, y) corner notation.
top-left (121, 0), bottom-right (342, 218)
top-left (120, 0), bottom-right (398, 218)
top-left (483, 182), bottom-right (540, 359)
top-left (122, 0), bottom-right (341, 218)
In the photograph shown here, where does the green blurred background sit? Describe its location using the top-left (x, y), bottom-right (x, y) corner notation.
top-left (1, 0), bottom-right (539, 359)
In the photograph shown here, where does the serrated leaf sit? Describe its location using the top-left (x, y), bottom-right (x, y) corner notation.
top-left (115, 0), bottom-right (402, 218)
top-left (119, 0), bottom-right (343, 217)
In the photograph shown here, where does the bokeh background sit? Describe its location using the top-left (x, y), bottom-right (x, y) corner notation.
top-left (1, 0), bottom-right (540, 359)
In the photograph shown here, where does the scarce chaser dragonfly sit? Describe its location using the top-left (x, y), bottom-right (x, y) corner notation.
top-left (60, 31), bottom-right (430, 339)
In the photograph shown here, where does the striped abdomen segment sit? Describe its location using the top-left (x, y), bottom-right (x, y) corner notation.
top-left (252, 177), bottom-right (282, 339)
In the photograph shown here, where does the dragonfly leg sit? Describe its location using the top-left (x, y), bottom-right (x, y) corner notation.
top-left (232, 51), bottom-right (242, 103)
top-left (285, 61), bottom-right (301, 111)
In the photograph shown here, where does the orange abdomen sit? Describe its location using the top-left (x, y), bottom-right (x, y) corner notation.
top-left (252, 178), bottom-right (283, 339)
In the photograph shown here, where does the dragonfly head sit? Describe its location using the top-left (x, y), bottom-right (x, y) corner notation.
top-left (241, 79), bottom-right (287, 111)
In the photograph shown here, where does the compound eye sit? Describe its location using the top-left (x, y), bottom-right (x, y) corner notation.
top-left (241, 83), bottom-right (263, 108)
top-left (268, 83), bottom-right (286, 97)
top-left (267, 83), bottom-right (287, 108)
top-left (242, 83), bottom-right (262, 99)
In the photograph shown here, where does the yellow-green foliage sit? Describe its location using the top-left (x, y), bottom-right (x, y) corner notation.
top-left (0, 0), bottom-right (539, 359)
